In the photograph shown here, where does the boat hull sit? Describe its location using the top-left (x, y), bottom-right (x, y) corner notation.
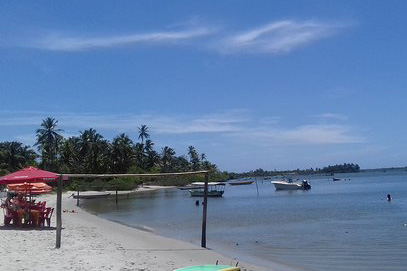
top-left (228, 181), bottom-right (254, 186)
top-left (272, 181), bottom-right (302, 190)
top-left (272, 180), bottom-right (311, 190)
top-left (188, 190), bottom-right (224, 197)
top-left (73, 192), bottom-right (111, 199)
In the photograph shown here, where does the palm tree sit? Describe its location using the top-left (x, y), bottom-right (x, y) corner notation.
top-left (134, 142), bottom-right (145, 169)
top-left (0, 141), bottom-right (37, 172)
top-left (188, 146), bottom-right (200, 171)
top-left (145, 149), bottom-right (160, 170)
top-left (138, 124), bottom-right (150, 143)
top-left (78, 128), bottom-right (108, 173)
top-left (59, 137), bottom-right (81, 173)
top-left (144, 139), bottom-right (154, 153)
top-left (111, 133), bottom-right (135, 173)
top-left (173, 155), bottom-right (190, 172)
top-left (144, 139), bottom-right (158, 170)
top-left (200, 153), bottom-right (211, 170)
top-left (35, 117), bottom-right (63, 171)
top-left (161, 146), bottom-right (176, 172)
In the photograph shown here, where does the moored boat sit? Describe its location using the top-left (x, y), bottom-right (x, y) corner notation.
top-left (332, 177), bottom-right (350, 181)
top-left (271, 180), bottom-right (311, 190)
top-left (174, 265), bottom-right (240, 271)
top-left (188, 182), bottom-right (226, 197)
top-left (72, 192), bottom-right (111, 199)
top-left (228, 180), bottom-right (254, 186)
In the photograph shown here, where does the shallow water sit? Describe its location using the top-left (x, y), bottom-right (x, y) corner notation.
top-left (82, 171), bottom-right (407, 271)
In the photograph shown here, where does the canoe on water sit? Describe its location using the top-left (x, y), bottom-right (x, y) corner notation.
top-left (72, 192), bottom-right (111, 199)
top-left (174, 265), bottom-right (240, 271)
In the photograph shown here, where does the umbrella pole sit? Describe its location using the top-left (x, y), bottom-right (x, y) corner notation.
top-left (56, 174), bottom-right (63, 249)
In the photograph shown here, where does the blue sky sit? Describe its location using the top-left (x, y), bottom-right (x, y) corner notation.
top-left (1, 0), bottom-right (406, 172)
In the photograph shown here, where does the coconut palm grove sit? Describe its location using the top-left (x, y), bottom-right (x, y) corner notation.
top-left (0, 117), bottom-right (227, 190)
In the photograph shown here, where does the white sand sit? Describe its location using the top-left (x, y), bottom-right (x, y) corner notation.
top-left (0, 188), bottom-right (269, 271)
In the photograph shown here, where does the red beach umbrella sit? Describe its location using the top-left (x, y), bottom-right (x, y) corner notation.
top-left (0, 166), bottom-right (67, 185)
top-left (7, 182), bottom-right (53, 195)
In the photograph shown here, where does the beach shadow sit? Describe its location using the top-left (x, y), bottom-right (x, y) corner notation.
top-left (0, 225), bottom-right (59, 231)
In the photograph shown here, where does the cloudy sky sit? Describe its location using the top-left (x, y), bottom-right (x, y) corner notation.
top-left (1, 0), bottom-right (406, 172)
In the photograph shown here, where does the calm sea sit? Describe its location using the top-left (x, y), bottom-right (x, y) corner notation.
top-left (81, 171), bottom-right (407, 271)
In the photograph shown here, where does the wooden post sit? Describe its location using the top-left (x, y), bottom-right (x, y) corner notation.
top-left (56, 174), bottom-right (63, 249)
top-left (201, 172), bottom-right (209, 248)
top-left (255, 179), bottom-right (259, 197)
top-left (115, 188), bottom-right (118, 205)
top-left (76, 189), bottom-right (80, 206)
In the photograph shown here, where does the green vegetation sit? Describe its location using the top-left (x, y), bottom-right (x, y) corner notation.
top-left (233, 163), bottom-right (361, 178)
top-left (0, 141), bottom-right (37, 174)
top-left (0, 117), bottom-right (375, 189)
top-left (319, 163), bottom-right (360, 174)
top-left (0, 117), bottom-right (226, 190)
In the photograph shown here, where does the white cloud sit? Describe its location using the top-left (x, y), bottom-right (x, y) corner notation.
top-left (277, 124), bottom-right (364, 144)
top-left (0, 110), bottom-right (247, 136)
top-left (32, 28), bottom-right (213, 51)
top-left (218, 20), bottom-right (347, 54)
top-left (14, 19), bottom-right (350, 54)
top-left (0, 110), bottom-right (364, 147)
top-left (318, 113), bottom-right (348, 121)
top-left (230, 124), bottom-right (364, 146)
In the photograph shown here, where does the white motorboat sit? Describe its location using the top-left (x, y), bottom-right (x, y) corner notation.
top-left (271, 180), bottom-right (311, 190)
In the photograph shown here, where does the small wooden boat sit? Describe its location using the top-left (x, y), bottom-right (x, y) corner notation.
top-left (72, 192), bottom-right (111, 199)
top-left (174, 265), bottom-right (240, 271)
top-left (228, 180), bottom-right (254, 186)
top-left (188, 182), bottom-right (226, 197)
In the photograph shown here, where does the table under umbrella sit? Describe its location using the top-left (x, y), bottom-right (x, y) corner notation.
top-left (0, 167), bottom-right (67, 227)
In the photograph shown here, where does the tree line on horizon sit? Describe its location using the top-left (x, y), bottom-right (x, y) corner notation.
top-left (232, 163), bottom-right (361, 178)
top-left (0, 117), bottom-right (228, 189)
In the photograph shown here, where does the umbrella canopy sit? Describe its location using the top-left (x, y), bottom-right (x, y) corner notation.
top-left (7, 182), bottom-right (53, 195)
top-left (0, 166), bottom-right (66, 185)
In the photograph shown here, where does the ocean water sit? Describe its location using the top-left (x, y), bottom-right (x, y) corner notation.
top-left (81, 172), bottom-right (407, 271)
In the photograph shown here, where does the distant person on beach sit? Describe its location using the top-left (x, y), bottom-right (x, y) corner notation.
top-left (387, 194), bottom-right (392, 202)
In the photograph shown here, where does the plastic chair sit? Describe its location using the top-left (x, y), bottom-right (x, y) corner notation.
top-left (3, 207), bottom-right (17, 226)
top-left (40, 207), bottom-right (54, 227)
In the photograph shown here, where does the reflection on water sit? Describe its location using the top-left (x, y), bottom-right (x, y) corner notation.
top-left (82, 172), bottom-right (407, 271)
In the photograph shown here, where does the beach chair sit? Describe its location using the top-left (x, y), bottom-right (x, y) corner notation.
top-left (32, 201), bottom-right (46, 211)
top-left (40, 207), bottom-right (54, 227)
top-left (3, 207), bottom-right (17, 226)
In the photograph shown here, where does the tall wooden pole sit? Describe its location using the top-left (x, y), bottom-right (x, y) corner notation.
top-left (201, 172), bottom-right (209, 248)
top-left (255, 179), bottom-right (259, 197)
top-left (56, 174), bottom-right (63, 249)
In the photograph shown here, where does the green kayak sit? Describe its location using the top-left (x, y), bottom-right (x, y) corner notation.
top-left (174, 265), bottom-right (239, 271)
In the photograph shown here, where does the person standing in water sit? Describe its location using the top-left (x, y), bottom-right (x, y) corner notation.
top-left (387, 194), bottom-right (392, 202)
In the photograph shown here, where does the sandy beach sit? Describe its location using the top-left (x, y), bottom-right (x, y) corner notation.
top-left (0, 187), bottom-right (268, 271)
